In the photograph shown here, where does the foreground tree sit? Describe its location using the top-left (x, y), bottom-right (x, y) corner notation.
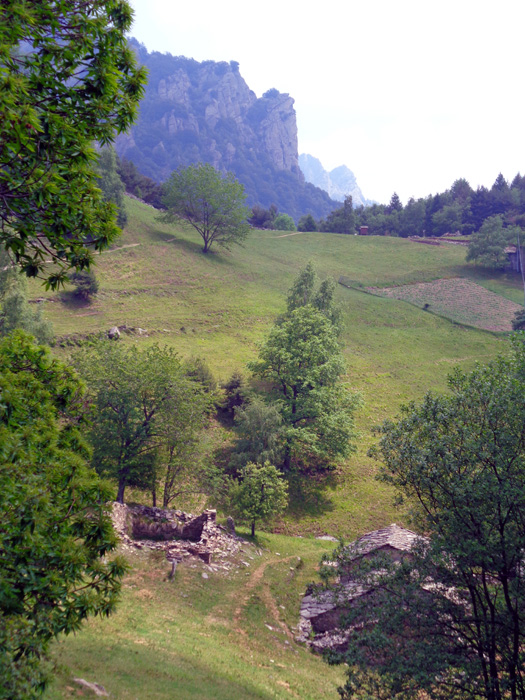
top-left (160, 163), bottom-right (250, 253)
top-left (0, 332), bottom-right (126, 699)
top-left (0, 0), bottom-right (146, 287)
top-left (230, 462), bottom-right (288, 536)
top-left (74, 340), bottom-right (209, 504)
top-left (326, 337), bottom-right (525, 699)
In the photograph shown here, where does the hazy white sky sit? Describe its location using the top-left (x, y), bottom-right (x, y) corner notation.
top-left (129, 0), bottom-right (525, 205)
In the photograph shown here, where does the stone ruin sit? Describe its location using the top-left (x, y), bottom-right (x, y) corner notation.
top-left (111, 502), bottom-right (245, 570)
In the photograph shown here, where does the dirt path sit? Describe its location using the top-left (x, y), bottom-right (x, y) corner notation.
top-left (233, 556), bottom-right (295, 640)
top-left (103, 242), bottom-right (141, 253)
top-left (272, 232), bottom-right (310, 239)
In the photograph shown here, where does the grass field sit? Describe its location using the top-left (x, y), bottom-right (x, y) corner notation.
top-left (37, 197), bottom-right (524, 699)
top-left (44, 533), bottom-right (345, 700)
top-left (30, 197), bottom-right (515, 538)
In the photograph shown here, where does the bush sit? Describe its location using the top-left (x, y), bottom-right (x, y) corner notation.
top-left (273, 213), bottom-right (296, 231)
top-left (69, 270), bottom-right (99, 300)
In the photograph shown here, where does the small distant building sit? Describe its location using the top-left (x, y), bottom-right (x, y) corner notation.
top-left (505, 245), bottom-right (525, 273)
top-left (359, 226), bottom-right (369, 236)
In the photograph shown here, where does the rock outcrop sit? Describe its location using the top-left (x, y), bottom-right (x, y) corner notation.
top-left (299, 154), bottom-right (372, 207)
top-left (115, 40), bottom-right (337, 221)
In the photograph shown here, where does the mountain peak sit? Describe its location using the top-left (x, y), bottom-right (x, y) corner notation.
top-left (299, 154), bottom-right (370, 207)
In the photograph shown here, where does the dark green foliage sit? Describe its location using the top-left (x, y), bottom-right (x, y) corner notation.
top-left (297, 214), bottom-right (318, 231)
top-left (0, 332), bottom-right (126, 699)
top-left (325, 339), bottom-right (525, 698)
top-left (512, 308), bottom-right (525, 330)
top-left (221, 371), bottom-right (247, 418)
top-left (273, 213), bottom-right (296, 231)
top-left (117, 156), bottom-right (164, 208)
top-left (386, 192), bottom-right (403, 213)
top-left (73, 340), bottom-right (209, 504)
top-left (248, 204), bottom-right (277, 228)
top-left (0, 1), bottom-right (146, 288)
top-left (68, 270), bottom-right (99, 301)
top-left (320, 196), bottom-right (356, 234)
top-left (229, 398), bottom-right (284, 472)
top-left (229, 462), bottom-right (288, 536)
top-left (160, 164), bottom-right (250, 253)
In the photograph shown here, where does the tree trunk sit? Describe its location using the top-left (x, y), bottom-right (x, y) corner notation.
top-left (116, 478), bottom-right (126, 504)
top-left (251, 520), bottom-right (255, 537)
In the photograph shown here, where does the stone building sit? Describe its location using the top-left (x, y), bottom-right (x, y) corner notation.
top-left (297, 524), bottom-right (424, 652)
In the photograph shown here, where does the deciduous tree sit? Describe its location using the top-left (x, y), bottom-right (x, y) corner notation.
top-left (160, 163), bottom-right (250, 253)
top-left (467, 214), bottom-right (518, 268)
top-left (249, 305), bottom-right (359, 471)
top-left (74, 340), bottom-right (209, 504)
top-left (230, 462), bottom-right (288, 536)
top-left (0, 332), bottom-right (126, 699)
top-left (0, 0), bottom-right (146, 287)
top-left (326, 338), bottom-right (525, 699)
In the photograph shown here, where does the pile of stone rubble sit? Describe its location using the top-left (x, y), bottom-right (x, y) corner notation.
top-left (110, 502), bottom-right (253, 572)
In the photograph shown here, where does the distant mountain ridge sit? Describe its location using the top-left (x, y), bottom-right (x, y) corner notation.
top-left (299, 154), bottom-right (372, 207)
top-left (115, 40), bottom-right (338, 221)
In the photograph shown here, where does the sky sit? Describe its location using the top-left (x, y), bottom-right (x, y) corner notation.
top-left (129, 0), bottom-right (525, 205)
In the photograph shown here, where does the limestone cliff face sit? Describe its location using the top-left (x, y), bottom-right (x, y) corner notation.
top-left (116, 40), bottom-right (336, 220)
top-left (299, 154), bottom-right (371, 207)
top-left (117, 43), bottom-right (300, 180)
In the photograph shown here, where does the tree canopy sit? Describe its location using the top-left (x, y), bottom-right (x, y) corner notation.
top-left (0, 332), bottom-right (126, 699)
top-left (230, 462), bottom-right (288, 537)
top-left (249, 265), bottom-right (360, 471)
top-left (160, 163), bottom-right (251, 253)
top-left (74, 339), bottom-right (209, 505)
top-left (466, 214), bottom-right (518, 268)
top-left (0, 0), bottom-right (146, 287)
top-left (325, 337), bottom-right (525, 699)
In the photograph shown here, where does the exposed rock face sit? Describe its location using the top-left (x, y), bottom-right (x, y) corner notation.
top-left (115, 40), bottom-right (337, 221)
top-left (117, 43), bottom-right (299, 180)
top-left (299, 154), bottom-right (371, 207)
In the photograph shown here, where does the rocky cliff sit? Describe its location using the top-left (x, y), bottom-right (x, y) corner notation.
top-left (115, 40), bottom-right (336, 221)
top-left (299, 154), bottom-right (372, 207)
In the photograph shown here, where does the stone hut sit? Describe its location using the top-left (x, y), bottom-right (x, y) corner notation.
top-left (297, 524), bottom-right (424, 651)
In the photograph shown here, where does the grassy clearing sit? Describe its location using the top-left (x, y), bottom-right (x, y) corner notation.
top-left (44, 533), bottom-right (345, 700)
top-left (368, 278), bottom-right (522, 331)
top-left (29, 197), bottom-right (513, 538)
top-left (36, 199), bottom-right (523, 699)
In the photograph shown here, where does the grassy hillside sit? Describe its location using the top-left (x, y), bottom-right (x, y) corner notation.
top-left (45, 533), bottom-right (345, 700)
top-left (33, 197), bottom-right (512, 537)
top-left (38, 197), bottom-right (521, 699)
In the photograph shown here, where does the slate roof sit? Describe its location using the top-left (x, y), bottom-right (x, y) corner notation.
top-left (349, 523), bottom-right (423, 558)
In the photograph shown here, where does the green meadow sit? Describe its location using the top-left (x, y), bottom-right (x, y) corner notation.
top-left (39, 197), bottom-right (519, 698)
top-left (35, 197), bottom-right (512, 537)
